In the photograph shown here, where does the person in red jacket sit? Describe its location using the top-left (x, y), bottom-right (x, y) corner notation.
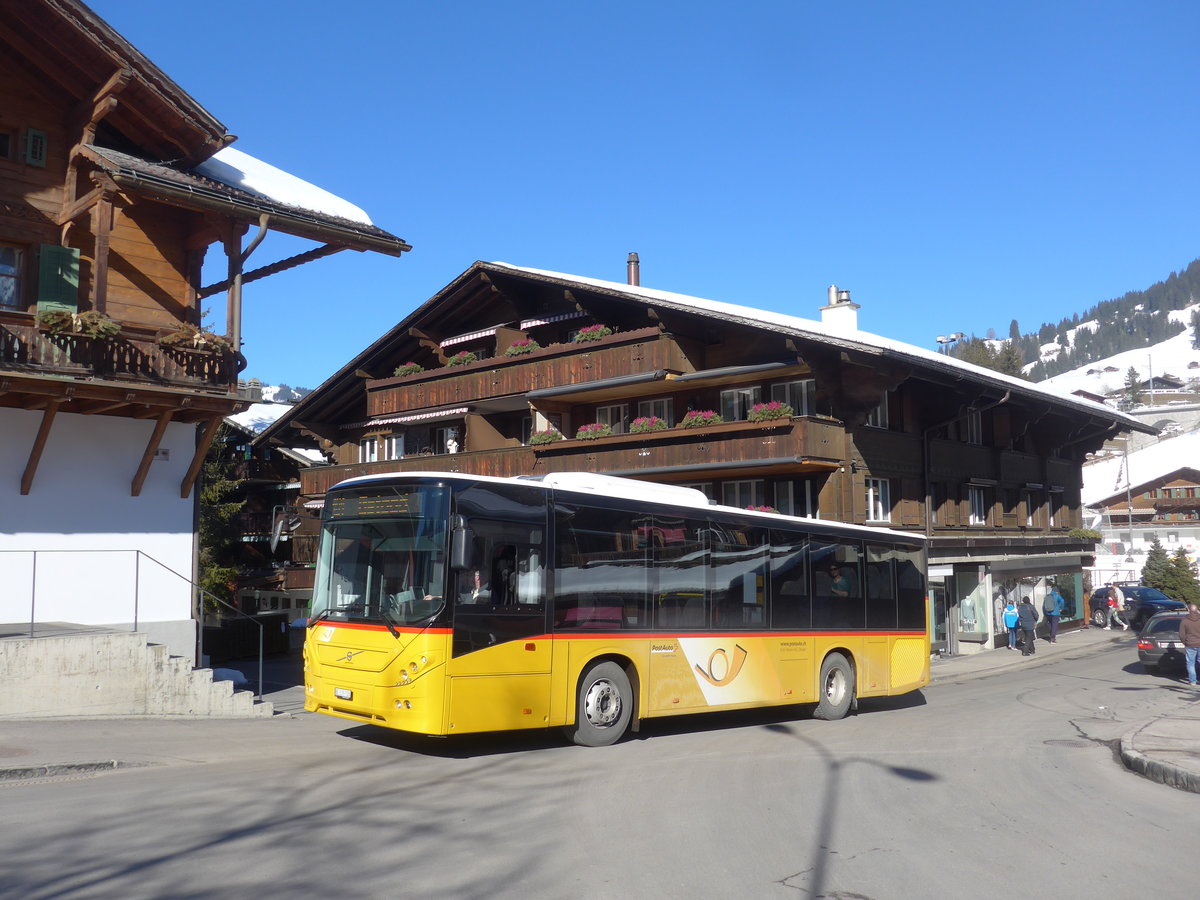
top-left (1179, 601), bottom-right (1200, 687)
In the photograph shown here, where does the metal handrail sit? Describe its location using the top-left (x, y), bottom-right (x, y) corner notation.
top-left (1, 548), bottom-right (265, 701)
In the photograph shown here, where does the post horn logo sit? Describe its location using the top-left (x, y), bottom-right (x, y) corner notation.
top-left (694, 644), bottom-right (748, 687)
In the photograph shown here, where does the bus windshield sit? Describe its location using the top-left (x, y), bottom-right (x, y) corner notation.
top-left (311, 486), bottom-right (450, 628)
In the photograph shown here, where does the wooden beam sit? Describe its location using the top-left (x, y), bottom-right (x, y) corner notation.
top-left (132, 411), bottom-right (174, 497)
top-left (21, 401), bottom-right (60, 495)
top-left (57, 185), bottom-right (104, 226)
top-left (180, 418), bottom-right (222, 500)
top-left (196, 243), bottom-right (346, 299)
top-left (90, 195), bottom-right (115, 314)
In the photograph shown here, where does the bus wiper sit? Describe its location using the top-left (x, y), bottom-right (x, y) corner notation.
top-left (379, 608), bottom-right (401, 638)
top-left (308, 608), bottom-right (334, 627)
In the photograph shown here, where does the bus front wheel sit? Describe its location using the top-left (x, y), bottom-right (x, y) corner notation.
top-left (566, 661), bottom-right (632, 747)
top-left (813, 652), bottom-right (854, 720)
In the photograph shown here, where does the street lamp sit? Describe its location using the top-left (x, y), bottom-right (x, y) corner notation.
top-left (936, 332), bottom-right (965, 354)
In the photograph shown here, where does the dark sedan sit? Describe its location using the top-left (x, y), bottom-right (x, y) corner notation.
top-left (1090, 585), bottom-right (1187, 631)
top-left (1137, 612), bottom-right (1190, 674)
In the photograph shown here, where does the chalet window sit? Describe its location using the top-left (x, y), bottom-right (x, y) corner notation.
top-left (865, 478), bottom-right (892, 523)
top-left (776, 479), bottom-right (819, 518)
top-left (679, 481), bottom-right (715, 500)
top-left (595, 403), bottom-right (628, 434)
top-left (1143, 532), bottom-right (1154, 542)
top-left (383, 433), bottom-right (405, 460)
top-left (865, 398), bottom-right (889, 429)
top-left (722, 479), bottom-right (765, 509)
top-left (0, 129), bottom-right (14, 161)
top-left (771, 379), bottom-right (815, 416)
top-left (358, 437), bottom-right (379, 463)
top-left (637, 397), bottom-right (674, 426)
top-left (0, 244), bottom-right (22, 308)
top-left (969, 487), bottom-right (988, 525)
top-left (931, 483), bottom-right (943, 525)
top-left (433, 426), bottom-right (455, 454)
top-left (24, 128), bottom-right (48, 167)
top-left (1024, 490), bottom-right (1039, 527)
top-left (965, 410), bottom-right (983, 444)
top-left (720, 386), bottom-right (762, 421)
top-left (1168, 532), bottom-right (1179, 543)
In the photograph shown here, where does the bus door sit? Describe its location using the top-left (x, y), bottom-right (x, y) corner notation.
top-left (446, 509), bottom-right (551, 734)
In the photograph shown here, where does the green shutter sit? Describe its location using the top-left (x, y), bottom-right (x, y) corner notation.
top-left (24, 129), bottom-right (47, 167)
top-left (37, 244), bottom-right (80, 313)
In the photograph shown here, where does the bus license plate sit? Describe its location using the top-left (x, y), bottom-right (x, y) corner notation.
top-left (334, 688), bottom-right (353, 700)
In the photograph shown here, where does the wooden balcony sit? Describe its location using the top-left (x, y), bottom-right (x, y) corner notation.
top-left (364, 327), bottom-right (688, 415)
top-left (0, 313), bottom-right (236, 394)
top-left (300, 416), bottom-right (845, 496)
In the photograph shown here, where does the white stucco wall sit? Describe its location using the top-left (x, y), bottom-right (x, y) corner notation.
top-left (0, 408), bottom-right (199, 658)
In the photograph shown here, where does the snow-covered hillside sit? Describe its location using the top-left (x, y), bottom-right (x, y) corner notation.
top-left (1038, 304), bottom-right (1200, 398)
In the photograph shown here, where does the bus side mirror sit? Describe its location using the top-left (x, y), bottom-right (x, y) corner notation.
top-left (451, 524), bottom-right (475, 570)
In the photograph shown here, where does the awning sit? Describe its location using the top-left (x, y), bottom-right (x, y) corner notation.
top-left (527, 371), bottom-right (668, 399)
top-left (303, 498), bottom-right (324, 509)
top-left (520, 311), bottom-right (586, 329)
top-left (441, 325), bottom-right (511, 348)
top-left (345, 407), bottom-right (470, 429)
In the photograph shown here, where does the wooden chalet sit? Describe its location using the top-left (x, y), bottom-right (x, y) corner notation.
top-left (0, 0), bottom-right (408, 657)
top-left (257, 260), bottom-right (1155, 654)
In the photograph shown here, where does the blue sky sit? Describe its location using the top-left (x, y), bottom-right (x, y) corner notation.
top-left (90, 0), bottom-right (1200, 390)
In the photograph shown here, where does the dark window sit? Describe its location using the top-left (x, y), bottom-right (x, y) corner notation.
top-left (554, 502), bottom-right (649, 630)
top-left (451, 484), bottom-right (547, 656)
top-left (770, 528), bottom-right (809, 629)
top-left (865, 544), bottom-right (897, 630)
top-left (710, 523), bottom-right (769, 629)
top-left (811, 540), bottom-right (863, 629)
top-left (652, 515), bottom-right (709, 629)
top-left (896, 547), bottom-right (926, 630)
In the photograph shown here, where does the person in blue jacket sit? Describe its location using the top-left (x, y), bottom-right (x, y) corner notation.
top-left (1003, 599), bottom-right (1020, 651)
top-left (1043, 588), bottom-right (1065, 643)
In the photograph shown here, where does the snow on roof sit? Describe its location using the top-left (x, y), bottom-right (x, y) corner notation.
top-left (489, 263), bottom-right (1147, 432)
top-left (195, 146), bottom-right (372, 226)
top-left (1082, 431), bottom-right (1200, 506)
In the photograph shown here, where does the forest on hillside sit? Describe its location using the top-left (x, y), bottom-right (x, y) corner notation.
top-left (949, 257), bottom-right (1200, 381)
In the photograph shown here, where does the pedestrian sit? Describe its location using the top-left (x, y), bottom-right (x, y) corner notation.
top-left (1043, 587), bottom-right (1065, 643)
top-left (1180, 601), bottom-right (1200, 687)
top-left (1002, 598), bottom-right (1020, 650)
top-left (1105, 582), bottom-right (1128, 631)
top-left (1017, 595), bottom-right (1039, 656)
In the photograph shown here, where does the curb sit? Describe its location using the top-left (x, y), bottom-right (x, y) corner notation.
top-left (1120, 723), bottom-right (1200, 795)
top-left (0, 760), bottom-right (150, 782)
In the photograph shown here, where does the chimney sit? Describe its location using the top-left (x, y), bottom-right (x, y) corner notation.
top-left (819, 284), bottom-right (860, 332)
top-left (627, 252), bottom-right (640, 286)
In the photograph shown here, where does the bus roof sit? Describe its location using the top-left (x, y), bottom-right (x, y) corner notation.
top-left (329, 470), bottom-right (926, 545)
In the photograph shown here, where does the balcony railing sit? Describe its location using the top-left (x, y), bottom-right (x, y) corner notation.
top-left (0, 313), bottom-right (236, 392)
top-left (300, 417), bottom-right (845, 496)
top-left (364, 327), bottom-right (685, 415)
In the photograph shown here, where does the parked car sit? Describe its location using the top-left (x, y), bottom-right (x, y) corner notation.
top-left (1090, 585), bottom-right (1187, 631)
top-left (1136, 612), bottom-right (1190, 674)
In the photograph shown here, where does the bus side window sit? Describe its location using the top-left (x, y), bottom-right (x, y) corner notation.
top-left (770, 529), bottom-right (810, 629)
top-left (711, 524), bottom-right (769, 629)
top-left (865, 544), bottom-right (898, 630)
top-left (811, 540), bottom-right (864, 629)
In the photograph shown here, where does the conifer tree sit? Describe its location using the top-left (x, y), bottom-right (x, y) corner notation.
top-left (1009, 319), bottom-right (1020, 341)
top-left (1141, 538), bottom-right (1171, 590)
top-left (1164, 546), bottom-right (1200, 603)
top-left (198, 424), bottom-right (246, 616)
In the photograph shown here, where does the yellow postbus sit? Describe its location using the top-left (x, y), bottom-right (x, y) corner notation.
top-left (304, 472), bottom-right (928, 746)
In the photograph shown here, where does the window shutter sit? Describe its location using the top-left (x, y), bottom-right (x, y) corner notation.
top-left (24, 129), bottom-right (48, 167)
top-left (37, 244), bottom-right (80, 313)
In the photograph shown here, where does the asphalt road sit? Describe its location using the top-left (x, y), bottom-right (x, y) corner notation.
top-left (1, 640), bottom-right (1195, 900)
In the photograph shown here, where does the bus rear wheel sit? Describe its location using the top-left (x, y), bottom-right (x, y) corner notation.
top-left (566, 661), bottom-right (632, 747)
top-left (813, 652), bottom-right (854, 720)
